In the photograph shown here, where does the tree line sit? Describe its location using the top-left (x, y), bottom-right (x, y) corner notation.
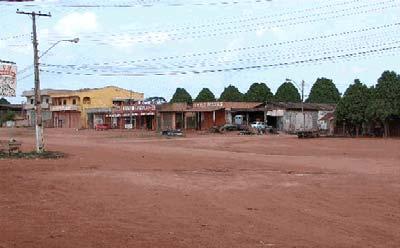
top-left (335, 71), bottom-right (400, 137)
top-left (170, 77), bottom-right (341, 104)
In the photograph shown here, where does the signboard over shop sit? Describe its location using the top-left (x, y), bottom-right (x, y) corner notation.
top-left (0, 64), bottom-right (17, 97)
top-left (122, 104), bottom-right (156, 111)
top-left (193, 102), bottom-right (224, 108)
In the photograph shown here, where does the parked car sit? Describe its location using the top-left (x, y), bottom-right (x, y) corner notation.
top-left (95, 123), bottom-right (110, 131)
top-left (161, 129), bottom-right (183, 137)
top-left (250, 121), bottom-right (267, 130)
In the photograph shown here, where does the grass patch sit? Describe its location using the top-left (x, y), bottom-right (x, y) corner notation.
top-left (0, 151), bottom-right (65, 160)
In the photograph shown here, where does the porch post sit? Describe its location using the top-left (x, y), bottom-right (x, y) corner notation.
top-left (213, 111), bottom-right (216, 126)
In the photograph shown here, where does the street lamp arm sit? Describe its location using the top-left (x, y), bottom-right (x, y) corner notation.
top-left (39, 40), bottom-right (62, 59)
top-left (39, 38), bottom-right (79, 59)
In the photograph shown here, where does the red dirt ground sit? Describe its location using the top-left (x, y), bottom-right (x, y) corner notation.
top-left (1, 128), bottom-right (400, 248)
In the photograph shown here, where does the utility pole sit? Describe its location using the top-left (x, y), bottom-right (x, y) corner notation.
top-left (17, 10), bottom-right (51, 153)
top-left (130, 91), bottom-right (133, 129)
top-left (301, 80), bottom-right (305, 132)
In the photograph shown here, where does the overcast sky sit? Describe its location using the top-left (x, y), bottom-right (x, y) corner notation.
top-left (1, 0), bottom-right (400, 103)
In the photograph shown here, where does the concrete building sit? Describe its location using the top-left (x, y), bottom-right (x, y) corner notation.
top-left (22, 89), bottom-right (58, 128)
top-left (157, 102), bottom-right (265, 131)
top-left (105, 98), bottom-right (157, 130)
top-left (22, 86), bottom-right (143, 129)
top-left (266, 102), bottom-right (336, 133)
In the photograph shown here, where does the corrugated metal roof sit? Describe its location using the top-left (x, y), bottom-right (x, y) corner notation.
top-left (266, 102), bottom-right (336, 111)
top-left (157, 103), bottom-right (188, 112)
top-left (319, 112), bottom-right (335, 121)
top-left (223, 102), bottom-right (264, 109)
top-left (0, 104), bottom-right (22, 110)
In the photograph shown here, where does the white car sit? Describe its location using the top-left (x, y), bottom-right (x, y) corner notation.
top-left (251, 121), bottom-right (267, 129)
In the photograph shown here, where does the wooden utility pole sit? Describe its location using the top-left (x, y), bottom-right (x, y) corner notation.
top-left (301, 80), bottom-right (305, 132)
top-left (17, 10), bottom-right (51, 153)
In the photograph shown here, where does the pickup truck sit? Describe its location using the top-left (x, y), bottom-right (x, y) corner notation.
top-left (250, 121), bottom-right (267, 130)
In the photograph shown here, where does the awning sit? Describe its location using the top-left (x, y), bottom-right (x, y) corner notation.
top-left (184, 107), bottom-right (224, 112)
top-left (86, 108), bottom-right (113, 114)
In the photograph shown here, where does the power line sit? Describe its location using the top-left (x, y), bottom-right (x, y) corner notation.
top-left (41, 22), bottom-right (400, 68)
top-left (0, 33), bottom-right (30, 41)
top-left (46, 0), bottom-right (368, 39)
top-left (40, 38), bottom-right (400, 73)
top-left (0, 0), bottom-right (273, 8)
top-left (0, 59), bottom-right (16, 64)
top-left (46, 0), bottom-right (400, 44)
top-left (18, 73), bottom-right (34, 82)
top-left (39, 44), bottom-right (400, 77)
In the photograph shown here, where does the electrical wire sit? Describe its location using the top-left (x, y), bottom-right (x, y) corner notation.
top-left (39, 44), bottom-right (400, 77)
top-left (41, 22), bottom-right (400, 68)
top-left (46, 0), bottom-right (400, 44)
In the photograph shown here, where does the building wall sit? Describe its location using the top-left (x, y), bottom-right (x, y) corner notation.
top-left (160, 112), bottom-right (175, 130)
top-left (53, 111), bottom-right (81, 128)
top-left (27, 110), bottom-right (53, 128)
top-left (52, 96), bottom-right (80, 106)
top-left (198, 110), bottom-right (226, 130)
top-left (26, 95), bottom-right (52, 105)
top-left (282, 111), bottom-right (317, 133)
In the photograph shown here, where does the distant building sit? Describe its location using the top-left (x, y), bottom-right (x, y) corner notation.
top-left (157, 102), bottom-right (265, 131)
top-left (266, 102), bottom-right (336, 133)
top-left (105, 98), bottom-right (157, 130)
top-left (0, 103), bottom-right (26, 127)
top-left (22, 89), bottom-right (55, 127)
top-left (319, 112), bottom-right (335, 135)
top-left (22, 86), bottom-right (144, 129)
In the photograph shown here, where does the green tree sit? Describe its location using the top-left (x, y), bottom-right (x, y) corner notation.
top-left (194, 88), bottom-right (216, 102)
top-left (366, 71), bottom-right (400, 137)
top-left (0, 98), bottom-right (10, 104)
top-left (335, 79), bottom-right (371, 136)
top-left (274, 82), bottom-right (301, 102)
top-left (244, 82), bottom-right (273, 102)
top-left (219, 85), bottom-right (244, 102)
top-left (145, 96), bottom-right (166, 104)
top-left (0, 111), bottom-right (15, 125)
top-left (307, 77), bottom-right (341, 103)
top-left (170, 88), bottom-right (192, 104)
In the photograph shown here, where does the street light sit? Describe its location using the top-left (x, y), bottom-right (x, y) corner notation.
top-left (33, 37), bottom-right (79, 153)
top-left (286, 78), bottom-right (306, 132)
top-left (40, 38), bottom-right (79, 59)
top-left (18, 38), bottom-right (80, 74)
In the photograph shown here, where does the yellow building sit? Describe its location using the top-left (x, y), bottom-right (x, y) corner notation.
top-left (23, 86), bottom-right (143, 129)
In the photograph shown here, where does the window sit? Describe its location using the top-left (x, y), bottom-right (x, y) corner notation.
top-left (46, 98), bottom-right (49, 104)
top-left (30, 99), bottom-right (34, 104)
top-left (63, 99), bottom-right (67, 105)
top-left (72, 99), bottom-right (76, 105)
top-left (83, 97), bottom-right (91, 104)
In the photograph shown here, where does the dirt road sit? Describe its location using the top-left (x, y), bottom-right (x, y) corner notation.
top-left (1, 128), bottom-right (399, 247)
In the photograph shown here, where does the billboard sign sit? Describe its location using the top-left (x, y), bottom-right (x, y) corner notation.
top-left (0, 64), bottom-right (17, 97)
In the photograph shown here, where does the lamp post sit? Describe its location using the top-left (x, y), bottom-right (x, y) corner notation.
top-left (286, 78), bottom-right (305, 132)
top-left (33, 38), bottom-right (79, 153)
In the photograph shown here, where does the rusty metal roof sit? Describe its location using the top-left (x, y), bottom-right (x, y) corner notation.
top-left (266, 102), bottom-right (336, 111)
top-left (319, 112), bottom-right (335, 121)
top-left (156, 103), bottom-right (188, 112)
